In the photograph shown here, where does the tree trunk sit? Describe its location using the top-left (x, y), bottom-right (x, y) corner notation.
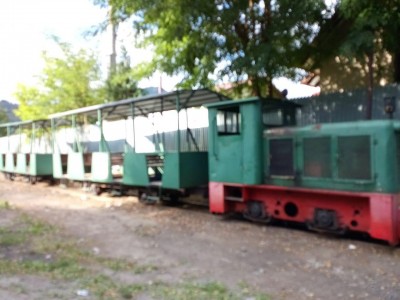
top-left (268, 77), bottom-right (273, 98)
top-left (109, 5), bottom-right (117, 76)
top-left (249, 76), bottom-right (261, 97)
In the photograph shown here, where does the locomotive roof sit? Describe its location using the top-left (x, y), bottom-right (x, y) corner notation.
top-left (205, 96), bottom-right (301, 109)
top-left (49, 88), bottom-right (228, 120)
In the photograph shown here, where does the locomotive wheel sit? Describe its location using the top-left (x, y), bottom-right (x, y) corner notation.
top-left (243, 201), bottom-right (272, 224)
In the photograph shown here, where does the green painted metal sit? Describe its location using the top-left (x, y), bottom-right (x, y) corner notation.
top-left (130, 103), bottom-right (136, 151)
top-left (0, 154), bottom-right (5, 171)
top-left (67, 152), bottom-right (85, 181)
top-left (98, 109), bottom-right (110, 153)
top-left (122, 148), bottom-right (209, 190)
top-left (87, 109), bottom-right (113, 183)
top-left (206, 97), bottom-right (400, 194)
top-left (162, 152), bottom-right (209, 189)
top-left (207, 98), bottom-right (263, 184)
top-left (91, 152), bottom-right (113, 182)
top-left (51, 119), bottom-right (55, 153)
top-left (16, 153), bottom-right (28, 174)
top-left (5, 153), bottom-right (15, 173)
top-left (161, 153), bottom-right (179, 189)
top-left (30, 154), bottom-right (53, 176)
top-left (264, 120), bottom-right (400, 193)
top-left (176, 94), bottom-right (181, 152)
top-left (122, 152), bottom-right (149, 186)
top-left (52, 153), bottom-right (64, 178)
top-left (178, 152), bottom-right (208, 187)
top-left (71, 115), bottom-right (80, 153)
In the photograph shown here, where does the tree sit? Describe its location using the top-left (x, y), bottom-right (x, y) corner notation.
top-left (93, 0), bottom-right (329, 97)
top-left (15, 38), bottom-right (104, 120)
top-left (105, 47), bottom-right (142, 101)
top-left (328, 0), bottom-right (400, 119)
top-left (0, 108), bottom-right (8, 123)
top-left (87, 4), bottom-right (142, 101)
top-left (0, 108), bottom-right (9, 136)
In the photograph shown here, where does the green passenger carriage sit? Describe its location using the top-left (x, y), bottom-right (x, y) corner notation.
top-left (49, 89), bottom-right (226, 200)
top-left (0, 120), bottom-right (53, 183)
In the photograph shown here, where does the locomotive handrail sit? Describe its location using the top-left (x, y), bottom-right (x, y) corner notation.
top-left (211, 116), bottom-right (218, 160)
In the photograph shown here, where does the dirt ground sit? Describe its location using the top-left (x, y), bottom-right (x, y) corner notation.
top-left (0, 177), bottom-right (400, 300)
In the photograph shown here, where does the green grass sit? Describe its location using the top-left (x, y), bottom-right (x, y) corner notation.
top-left (0, 200), bottom-right (10, 209)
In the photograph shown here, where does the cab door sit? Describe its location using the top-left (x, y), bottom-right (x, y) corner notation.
top-left (208, 101), bottom-right (263, 185)
top-left (209, 105), bottom-right (243, 183)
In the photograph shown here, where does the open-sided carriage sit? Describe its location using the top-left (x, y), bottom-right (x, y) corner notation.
top-left (49, 89), bottom-right (227, 203)
top-left (0, 120), bottom-right (53, 183)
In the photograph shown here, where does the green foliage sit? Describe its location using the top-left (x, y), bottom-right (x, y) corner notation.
top-left (0, 108), bottom-right (8, 123)
top-left (94, 0), bottom-right (329, 97)
top-left (0, 200), bottom-right (10, 209)
top-left (14, 38), bottom-right (105, 121)
top-left (337, 0), bottom-right (400, 77)
top-left (340, 0), bottom-right (400, 51)
top-left (106, 47), bottom-right (142, 101)
top-left (0, 109), bottom-right (9, 136)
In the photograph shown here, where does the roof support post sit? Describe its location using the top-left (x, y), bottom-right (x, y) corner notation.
top-left (51, 119), bottom-right (55, 153)
top-left (31, 122), bottom-right (35, 153)
top-left (7, 125), bottom-right (10, 152)
top-left (71, 115), bottom-right (79, 152)
top-left (130, 102), bottom-right (136, 153)
top-left (18, 125), bottom-right (22, 153)
top-left (176, 92), bottom-right (181, 152)
top-left (98, 109), bottom-right (108, 152)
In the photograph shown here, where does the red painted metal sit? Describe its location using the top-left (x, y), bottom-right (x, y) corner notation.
top-left (209, 182), bottom-right (400, 245)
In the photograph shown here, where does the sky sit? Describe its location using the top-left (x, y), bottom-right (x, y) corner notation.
top-left (0, 0), bottom-right (179, 103)
top-left (0, 0), bottom-right (318, 103)
top-left (0, 0), bottom-right (103, 102)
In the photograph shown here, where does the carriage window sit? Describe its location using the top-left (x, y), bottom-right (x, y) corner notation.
top-left (263, 109), bottom-right (283, 126)
top-left (269, 138), bottom-right (294, 176)
top-left (338, 135), bottom-right (371, 180)
top-left (304, 137), bottom-right (332, 178)
top-left (217, 107), bottom-right (241, 135)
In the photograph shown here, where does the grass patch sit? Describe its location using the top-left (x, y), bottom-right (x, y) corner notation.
top-left (0, 200), bottom-right (10, 209)
top-left (153, 281), bottom-right (234, 300)
top-left (0, 209), bottom-right (161, 298)
top-left (127, 281), bottom-right (271, 300)
top-left (95, 256), bottom-right (153, 272)
top-left (0, 228), bottom-right (25, 246)
top-left (0, 209), bottom-right (271, 300)
top-left (0, 212), bottom-right (52, 247)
